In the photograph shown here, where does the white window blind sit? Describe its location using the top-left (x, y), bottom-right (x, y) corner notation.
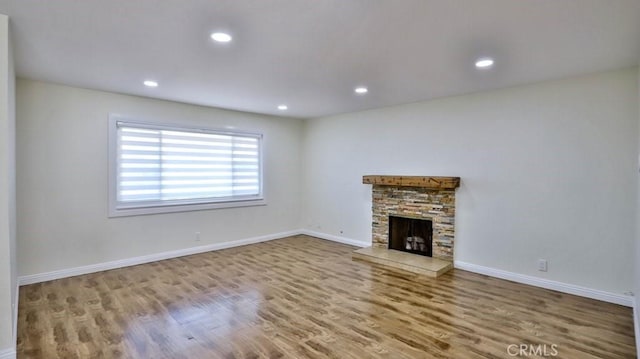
top-left (111, 119), bottom-right (263, 215)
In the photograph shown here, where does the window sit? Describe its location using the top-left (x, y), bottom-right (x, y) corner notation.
top-left (109, 116), bottom-right (264, 217)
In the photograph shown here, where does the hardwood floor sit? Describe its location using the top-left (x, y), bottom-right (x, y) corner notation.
top-left (17, 235), bottom-right (635, 358)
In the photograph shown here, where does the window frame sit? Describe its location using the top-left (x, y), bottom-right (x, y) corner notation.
top-left (108, 114), bottom-right (266, 217)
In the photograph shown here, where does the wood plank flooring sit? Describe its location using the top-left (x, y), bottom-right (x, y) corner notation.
top-left (17, 235), bottom-right (636, 358)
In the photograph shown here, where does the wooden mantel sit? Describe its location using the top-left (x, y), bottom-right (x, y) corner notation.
top-left (362, 175), bottom-right (460, 190)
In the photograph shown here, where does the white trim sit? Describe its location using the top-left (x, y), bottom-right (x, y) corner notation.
top-left (299, 229), bottom-right (369, 247)
top-left (0, 348), bottom-right (16, 359)
top-left (108, 199), bottom-right (267, 218)
top-left (18, 230), bottom-right (299, 286)
top-left (454, 261), bottom-right (633, 307)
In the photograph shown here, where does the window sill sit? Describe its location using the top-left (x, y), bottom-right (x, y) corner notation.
top-left (108, 198), bottom-right (266, 218)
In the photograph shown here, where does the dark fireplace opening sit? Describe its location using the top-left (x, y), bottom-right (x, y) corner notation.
top-left (388, 216), bottom-right (432, 257)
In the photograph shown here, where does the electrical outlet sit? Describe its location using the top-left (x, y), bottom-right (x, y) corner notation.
top-left (195, 232), bottom-right (201, 241)
top-left (538, 259), bottom-right (548, 272)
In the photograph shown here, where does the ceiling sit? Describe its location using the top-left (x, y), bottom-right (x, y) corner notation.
top-left (1, 0), bottom-right (639, 119)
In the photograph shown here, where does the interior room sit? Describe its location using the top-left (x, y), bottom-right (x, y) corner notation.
top-left (0, 1), bottom-right (639, 358)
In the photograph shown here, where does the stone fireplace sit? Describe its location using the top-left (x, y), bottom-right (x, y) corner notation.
top-left (353, 176), bottom-right (460, 277)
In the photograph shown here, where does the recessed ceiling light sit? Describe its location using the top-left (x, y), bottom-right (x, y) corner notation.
top-left (211, 32), bottom-right (232, 43)
top-left (277, 105), bottom-right (288, 110)
top-left (475, 57), bottom-right (494, 69)
top-left (143, 80), bottom-right (158, 87)
top-left (354, 87), bottom-right (368, 94)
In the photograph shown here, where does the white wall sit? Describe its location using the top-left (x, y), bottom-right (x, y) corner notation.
top-left (16, 79), bottom-right (303, 276)
top-left (302, 68), bottom-right (638, 295)
top-left (0, 13), bottom-right (16, 355)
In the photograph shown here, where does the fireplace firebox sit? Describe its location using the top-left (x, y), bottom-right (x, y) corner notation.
top-left (388, 216), bottom-right (433, 257)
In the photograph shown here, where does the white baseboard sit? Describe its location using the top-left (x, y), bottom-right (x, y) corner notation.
top-left (455, 261), bottom-right (633, 307)
top-left (299, 229), bottom-right (369, 248)
top-left (18, 230), bottom-right (300, 286)
top-left (0, 348), bottom-right (16, 359)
